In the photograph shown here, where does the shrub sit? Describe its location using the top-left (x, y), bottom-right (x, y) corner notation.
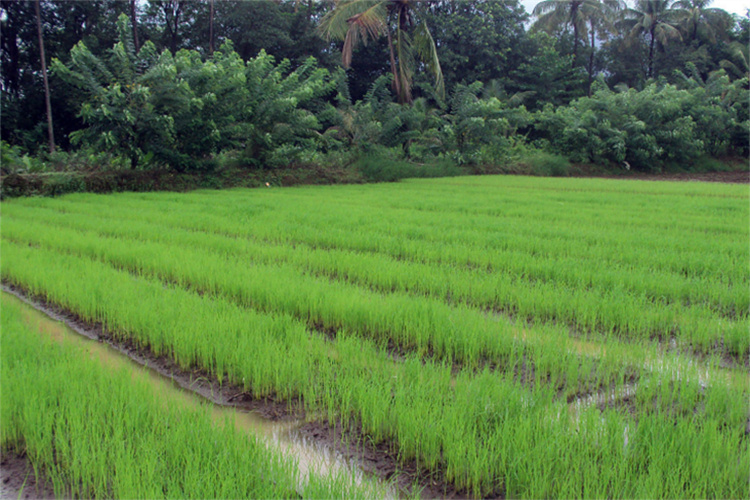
top-left (355, 149), bottom-right (462, 182)
top-left (534, 79), bottom-right (749, 171)
top-left (524, 151), bottom-right (571, 177)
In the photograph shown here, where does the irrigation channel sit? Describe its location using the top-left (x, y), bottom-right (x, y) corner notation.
top-left (0, 290), bottom-right (398, 499)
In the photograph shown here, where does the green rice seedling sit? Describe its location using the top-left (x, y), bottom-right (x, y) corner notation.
top-left (1, 294), bottom-right (372, 499)
top-left (2, 175), bottom-right (748, 498)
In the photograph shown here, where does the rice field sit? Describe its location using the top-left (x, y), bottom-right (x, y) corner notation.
top-left (0, 293), bottom-right (370, 499)
top-left (1, 175), bottom-right (748, 498)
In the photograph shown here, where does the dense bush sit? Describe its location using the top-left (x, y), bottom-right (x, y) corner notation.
top-left (534, 77), bottom-right (749, 171)
top-left (52, 15), bottom-right (335, 172)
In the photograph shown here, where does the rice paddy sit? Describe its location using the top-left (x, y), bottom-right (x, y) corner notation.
top-left (1, 175), bottom-right (748, 498)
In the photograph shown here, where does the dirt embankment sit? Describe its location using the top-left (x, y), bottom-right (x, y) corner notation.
top-left (570, 167), bottom-right (750, 184)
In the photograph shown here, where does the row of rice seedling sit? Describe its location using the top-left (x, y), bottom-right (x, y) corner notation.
top-left (1, 225), bottom-right (630, 394)
top-left (11, 181), bottom-right (746, 310)
top-left (2, 239), bottom-right (747, 498)
top-left (6, 202), bottom-right (745, 319)
top-left (12, 185), bottom-right (747, 288)
top-left (0, 294), bottom-right (365, 499)
top-left (4, 211), bottom-right (747, 360)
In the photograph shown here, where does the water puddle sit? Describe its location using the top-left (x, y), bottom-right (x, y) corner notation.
top-left (2, 292), bottom-right (395, 498)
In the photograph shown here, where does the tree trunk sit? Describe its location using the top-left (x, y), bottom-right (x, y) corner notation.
top-left (0, 0), bottom-right (21, 96)
top-left (587, 21), bottom-right (595, 96)
top-left (130, 0), bottom-right (140, 52)
top-left (570, 1), bottom-right (581, 68)
top-left (209, 0), bottom-right (215, 55)
top-left (34, 0), bottom-right (55, 154)
top-left (385, 25), bottom-right (402, 102)
top-left (572, 20), bottom-right (579, 68)
top-left (648, 27), bottom-right (656, 79)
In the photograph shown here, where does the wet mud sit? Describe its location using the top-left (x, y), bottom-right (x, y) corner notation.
top-left (1, 453), bottom-right (57, 500)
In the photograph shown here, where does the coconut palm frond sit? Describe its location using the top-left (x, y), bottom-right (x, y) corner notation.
top-left (318, 0), bottom-right (386, 41)
top-left (341, 4), bottom-right (388, 67)
top-left (413, 20), bottom-right (444, 99)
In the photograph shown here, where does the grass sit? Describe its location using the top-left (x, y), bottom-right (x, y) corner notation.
top-left (1, 175), bottom-right (748, 498)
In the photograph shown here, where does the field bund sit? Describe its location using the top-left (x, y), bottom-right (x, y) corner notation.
top-left (2, 175), bottom-right (748, 498)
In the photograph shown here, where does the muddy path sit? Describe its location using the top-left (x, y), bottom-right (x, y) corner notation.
top-left (1, 285), bottom-right (465, 499)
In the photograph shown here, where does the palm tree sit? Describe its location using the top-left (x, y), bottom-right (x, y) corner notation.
top-left (620, 0), bottom-right (683, 78)
top-left (34, 0), bottom-right (55, 153)
top-left (581, 0), bottom-right (623, 90)
top-left (318, 0), bottom-right (443, 104)
top-left (533, 0), bottom-right (597, 66)
top-left (672, 0), bottom-right (732, 43)
top-left (720, 41), bottom-right (749, 81)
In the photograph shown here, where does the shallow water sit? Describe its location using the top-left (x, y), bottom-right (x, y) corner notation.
top-left (2, 291), bottom-right (394, 498)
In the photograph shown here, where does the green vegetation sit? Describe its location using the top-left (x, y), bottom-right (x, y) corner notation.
top-left (1, 0), bottom-right (747, 194)
top-left (2, 176), bottom-right (747, 498)
top-left (0, 294), bottom-right (368, 499)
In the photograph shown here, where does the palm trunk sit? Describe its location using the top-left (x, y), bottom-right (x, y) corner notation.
top-left (130, 0), bottom-right (140, 52)
top-left (572, 20), bottom-right (579, 68)
top-left (35, 0), bottom-right (55, 154)
top-left (588, 21), bottom-right (595, 95)
top-left (648, 27), bottom-right (656, 79)
top-left (208, 0), bottom-right (215, 55)
top-left (385, 25), bottom-right (402, 102)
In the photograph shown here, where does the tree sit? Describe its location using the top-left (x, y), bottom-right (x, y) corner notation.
top-left (144, 0), bottom-right (203, 54)
top-left (424, 0), bottom-right (528, 89)
top-left (34, 0), bottom-right (55, 153)
top-left (208, 0), bottom-right (214, 54)
top-left (673, 0), bottom-right (732, 43)
top-left (620, 0), bottom-right (684, 79)
top-left (318, 0), bottom-right (444, 104)
top-left (130, 0), bottom-right (140, 51)
top-left (719, 41), bottom-right (749, 80)
top-left (582, 0), bottom-right (622, 91)
top-left (510, 32), bottom-right (587, 109)
top-left (532, 0), bottom-right (594, 66)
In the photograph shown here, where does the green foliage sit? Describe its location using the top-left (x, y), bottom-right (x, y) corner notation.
top-left (523, 150), bottom-right (572, 176)
top-left (241, 52), bottom-right (335, 168)
top-left (424, 0), bottom-right (528, 88)
top-left (355, 148), bottom-right (461, 182)
top-left (534, 76), bottom-right (749, 170)
top-left (510, 32), bottom-right (587, 109)
top-left (52, 15), bottom-right (334, 172)
top-left (448, 82), bottom-right (532, 165)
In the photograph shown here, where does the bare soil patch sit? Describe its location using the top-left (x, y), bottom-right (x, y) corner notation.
top-left (1, 453), bottom-right (56, 500)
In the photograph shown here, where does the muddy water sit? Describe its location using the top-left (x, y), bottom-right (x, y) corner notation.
top-left (1, 292), bottom-right (394, 498)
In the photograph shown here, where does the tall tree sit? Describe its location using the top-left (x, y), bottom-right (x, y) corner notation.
top-left (532, 0), bottom-right (594, 66)
top-left (208, 0), bottom-right (214, 54)
top-left (145, 0), bottom-right (202, 53)
top-left (620, 0), bottom-right (683, 78)
top-left (425, 0), bottom-right (528, 89)
top-left (318, 0), bottom-right (444, 104)
top-left (130, 0), bottom-right (140, 51)
top-left (582, 0), bottom-right (623, 91)
top-left (34, 0), bottom-right (55, 153)
top-left (673, 0), bottom-right (732, 42)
